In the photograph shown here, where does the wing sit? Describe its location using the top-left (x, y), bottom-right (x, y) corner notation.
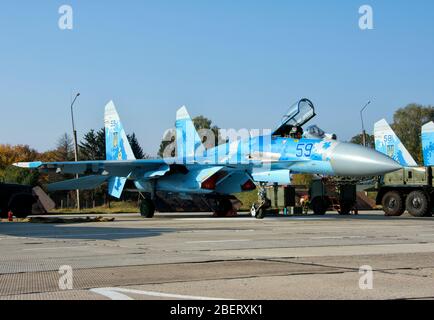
top-left (14, 159), bottom-right (171, 176)
top-left (14, 159), bottom-right (172, 198)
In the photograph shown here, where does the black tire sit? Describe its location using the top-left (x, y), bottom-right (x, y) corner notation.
top-left (214, 198), bottom-right (233, 217)
top-left (381, 191), bottom-right (404, 216)
top-left (338, 202), bottom-right (352, 215)
top-left (8, 193), bottom-right (35, 218)
top-left (220, 198), bottom-right (233, 212)
top-left (311, 197), bottom-right (327, 215)
top-left (256, 207), bottom-right (266, 219)
top-left (406, 190), bottom-right (430, 217)
top-left (140, 199), bottom-right (155, 218)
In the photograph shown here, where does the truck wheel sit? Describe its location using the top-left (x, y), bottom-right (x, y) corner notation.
top-left (311, 197), bottom-right (327, 215)
top-left (140, 199), bottom-right (155, 218)
top-left (338, 202), bottom-right (352, 215)
top-left (382, 191), bottom-right (404, 216)
top-left (406, 191), bottom-right (430, 217)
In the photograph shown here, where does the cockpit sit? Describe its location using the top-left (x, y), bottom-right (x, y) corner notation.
top-left (304, 125), bottom-right (326, 139)
top-left (272, 98), bottom-right (316, 139)
top-left (272, 99), bottom-right (336, 140)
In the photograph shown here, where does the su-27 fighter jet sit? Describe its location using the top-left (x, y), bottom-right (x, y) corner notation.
top-left (15, 99), bottom-right (401, 219)
top-left (374, 119), bottom-right (434, 167)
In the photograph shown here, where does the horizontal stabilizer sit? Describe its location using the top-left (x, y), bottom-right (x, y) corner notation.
top-left (374, 119), bottom-right (417, 166)
top-left (422, 121), bottom-right (434, 166)
top-left (47, 175), bottom-right (109, 192)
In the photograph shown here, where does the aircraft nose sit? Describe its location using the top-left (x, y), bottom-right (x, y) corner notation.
top-left (330, 143), bottom-right (402, 176)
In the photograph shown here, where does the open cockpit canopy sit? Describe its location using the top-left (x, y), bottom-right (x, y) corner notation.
top-left (272, 98), bottom-right (316, 137)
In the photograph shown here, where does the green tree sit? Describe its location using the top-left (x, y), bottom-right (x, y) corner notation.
top-left (350, 133), bottom-right (375, 148)
top-left (392, 104), bottom-right (434, 164)
top-left (1, 166), bottom-right (39, 186)
top-left (127, 133), bottom-right (148, 159)
top-left (80, 128), bottom-right (106, 160)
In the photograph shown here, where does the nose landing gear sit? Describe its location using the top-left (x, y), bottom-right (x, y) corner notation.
top-left (251, 184), bottom-right (271, 219)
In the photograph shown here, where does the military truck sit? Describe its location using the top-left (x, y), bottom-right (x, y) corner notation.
top-left (374, 167), bottom-right (434, 217)
top-left (309, 178), bottom-right (357, 215)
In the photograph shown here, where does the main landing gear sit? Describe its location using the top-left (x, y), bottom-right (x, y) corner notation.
top-left (139, 198), bottom-right (155, 218)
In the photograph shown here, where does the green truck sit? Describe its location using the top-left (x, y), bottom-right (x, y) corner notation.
top-left (374, 167), bottom-right (434, 217)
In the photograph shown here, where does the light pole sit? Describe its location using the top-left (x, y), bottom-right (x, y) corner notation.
top-left (360, 100), bottom-right (371, 147)
top-left (70, 92), bottom-right (81, 211)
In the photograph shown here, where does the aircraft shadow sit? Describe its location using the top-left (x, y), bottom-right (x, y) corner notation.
top-left (0, 224), bottom-right (178, 240)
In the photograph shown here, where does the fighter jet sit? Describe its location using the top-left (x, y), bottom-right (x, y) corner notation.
top-left (15, 99), bottom-right (401, 218)
top-left (374, 119), bottom-right (418, 166)
top-left (374, 118), bottom-right (434, 167)
top-left (422, 121), bottom-right (434, 167)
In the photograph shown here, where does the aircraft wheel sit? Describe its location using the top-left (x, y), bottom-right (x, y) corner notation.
top-left (311, 197), bottom-right (327, 215)
top-left (382, 191), bottom-right (404, 216)
top-left (255, 207), bottom-right (266, 220)
top-left (251, 199), bottom-right (270, 219)
top-left (140, 199), bottom-right (155, 218)
top-left (250, 204), bottom-right (257, 218)
top-left (406, 191), bottom-right (430, 217)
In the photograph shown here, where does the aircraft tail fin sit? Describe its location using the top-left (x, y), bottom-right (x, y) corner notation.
top-left (176, 106), bottom-right (204, 160)
top-left (104, 101), bottom-right (135, 197)
top-left (104, 101), bottom-right (136, 161)
top-left (374, 119), bottom-right (417, 166)
top-left (422, 121), bottom-right (434, 166)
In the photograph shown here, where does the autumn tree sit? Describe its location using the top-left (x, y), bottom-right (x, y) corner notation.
top-left (55, 133), bottom-right (75, 161)
top-left (0, 144), bottom-right (40, 185)
top-left (350, 134), bottom-right (375, 149)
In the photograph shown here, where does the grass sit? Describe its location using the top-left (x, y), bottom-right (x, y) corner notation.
top-left (52, 192), bottom-right (260, 215)
top-left (234, 190), bottom-right (258, 211)
top-left (52, 201), bottom-right (139, 214)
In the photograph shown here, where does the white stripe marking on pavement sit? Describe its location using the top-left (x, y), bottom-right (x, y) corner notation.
top-left (23, 246), bottom-right (89, 251)
top-left (186, 239), bottom-right (250, 244)
top-left (90, 287), bottom-right (230, 300)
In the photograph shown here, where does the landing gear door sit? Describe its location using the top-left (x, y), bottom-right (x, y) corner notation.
top-left (273, 98), bottom-right (316, 136)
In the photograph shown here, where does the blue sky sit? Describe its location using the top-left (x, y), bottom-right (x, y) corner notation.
top-left (0, 0), bottom-right (433, 156)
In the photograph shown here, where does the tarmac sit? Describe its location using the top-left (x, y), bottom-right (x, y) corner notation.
top-left (1, 211), bottom-right (434, 300)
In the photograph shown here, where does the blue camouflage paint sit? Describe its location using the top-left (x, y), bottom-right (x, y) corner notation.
top-left (374, 119), bottom-right (417, 166)
top-left (17, 101), bottom-right (402, 198)
top-left (422, 122), bottom-right (434, 166)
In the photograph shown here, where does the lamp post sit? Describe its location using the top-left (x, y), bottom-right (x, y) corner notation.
top-left (70, 92), bottom-right (81, 211)
top-left (360, 100), bottom-right (371, 147)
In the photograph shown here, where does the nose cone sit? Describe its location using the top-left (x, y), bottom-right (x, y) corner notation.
top-left (330, 143), bottom-right (402, 176)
